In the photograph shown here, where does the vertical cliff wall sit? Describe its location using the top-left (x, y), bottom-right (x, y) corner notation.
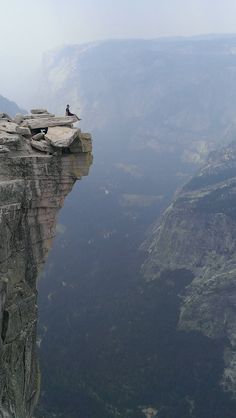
top-left (142, 142), bottom-right (236, 402)
top-left (0, 132), bottom-right (92, 417)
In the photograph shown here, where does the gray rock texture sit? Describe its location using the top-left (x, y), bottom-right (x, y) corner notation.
top-left (30, 139), bottom-right (54, 154)
top-left (12, 109), bottom-right (87, 153)
top-left (0, 126), bottom-right (92, 417)
top-left (30, 109), bottom-right (48, 115)
top-left (1, 109), bottom-right (90, 155)
top-left (142, 141), bottom-right (236, 398)
top-left (21, 116), bottom-right (77, 130)
top-left (45, 126), bottom-right (80, 148)
top-left (0, 121), bottom-right (19, 134)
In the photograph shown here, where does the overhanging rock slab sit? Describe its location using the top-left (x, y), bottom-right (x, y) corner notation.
top-left (30, 108), bottom-right (48, 114)
top-left (22, 116), bottom-right (78, 130)
top-left (45, 126), bottom-right (80, 148)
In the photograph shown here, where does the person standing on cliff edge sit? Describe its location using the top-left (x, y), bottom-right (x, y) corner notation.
top-left (65, 104), bottom-right (81, 121)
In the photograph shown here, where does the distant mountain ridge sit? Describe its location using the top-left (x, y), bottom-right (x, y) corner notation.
top-left (35, 36), bottom-right (236, 418)
top-left (0, 94), bottom-right (25, 116)
top-left (38, 36), bottom-right (236, 165)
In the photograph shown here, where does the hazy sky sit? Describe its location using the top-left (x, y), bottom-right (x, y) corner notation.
top-left (1, 0), bottom-right (236, 104)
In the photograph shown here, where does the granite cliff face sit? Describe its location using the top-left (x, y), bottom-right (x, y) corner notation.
top-left (0, 118), bottom-right (92, 417)
top-left (142, 141), bottom-right (236, 398)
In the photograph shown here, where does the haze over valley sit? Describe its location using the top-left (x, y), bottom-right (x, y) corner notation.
top-left (34, 35), bottom-right (236, 417)
top-left (2, 1), bottom-right (236, 417)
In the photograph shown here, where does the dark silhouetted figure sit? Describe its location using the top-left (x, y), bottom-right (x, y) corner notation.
top-left (65, 104), bottom-right (81, 121)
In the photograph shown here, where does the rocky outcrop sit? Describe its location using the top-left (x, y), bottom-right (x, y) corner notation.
top-left (45, 126), bottom-right (80, 148)
top-left (0, 117), bottom-right (92, 417)
top-left (142, 141), bottom-right (236, 398)
top-left (21, 115), bottom-right (77, 130)
top-left (11, 109), bottom-right (91, 155)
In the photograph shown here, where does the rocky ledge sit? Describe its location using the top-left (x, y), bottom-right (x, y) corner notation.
top-left (0, 111), bottom-right (92, 418)
top-left (142, 141), bottom-right (236, 398)
top-left (0, 108), bottom-right (92, 155)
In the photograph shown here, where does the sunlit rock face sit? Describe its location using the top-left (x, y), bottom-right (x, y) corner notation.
top-left (142, 141), bottom-right (236, 398)
top-left (0, 133), bottom-right (92, 417)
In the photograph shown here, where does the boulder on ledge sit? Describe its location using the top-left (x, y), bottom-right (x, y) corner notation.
top-left (0, 121), bottom-right (19, 134)
top-left (16, 126), bottom-right (31, 136)
top-left (30, 139), bottom-right (54, 154)
top-left (45, 126), bottom-right (80, 148)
